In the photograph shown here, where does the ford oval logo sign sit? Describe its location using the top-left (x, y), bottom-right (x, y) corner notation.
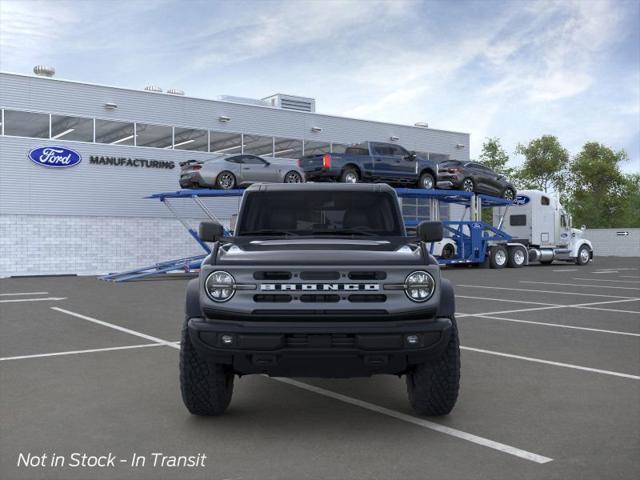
top-left (28, 146), bottom-right (82, 168)
top-left (514, 195), bottom-right (530, 206)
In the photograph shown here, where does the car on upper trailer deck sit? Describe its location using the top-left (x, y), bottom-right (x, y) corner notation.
top-left (298, 141), bottom-right (439, 190)
top-left (437, 160), bottom-right (516, 200)
top-left (179, 154), bottom-right (305, 190)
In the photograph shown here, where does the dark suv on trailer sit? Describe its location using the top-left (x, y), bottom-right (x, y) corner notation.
top-left (180, 183), bottom-right (460, 416)
top-left (437, 160), bottom-right (516, 199)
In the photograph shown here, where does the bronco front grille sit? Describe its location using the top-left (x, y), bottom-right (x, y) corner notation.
top-left (286, 334), bottom-right (355, 348)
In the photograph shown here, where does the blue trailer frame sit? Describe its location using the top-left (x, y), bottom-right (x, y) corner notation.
top-left (101, 187), bottom-right (513, 281)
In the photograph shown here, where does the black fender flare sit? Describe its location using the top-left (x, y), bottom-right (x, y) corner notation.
top-left (186, 278), bottom-right (201, 318)
top-left (436, 277), bottom-right (455, 318)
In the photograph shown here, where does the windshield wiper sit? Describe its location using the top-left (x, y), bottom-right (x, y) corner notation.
top-left (239, 229), bottom-right (299, 236)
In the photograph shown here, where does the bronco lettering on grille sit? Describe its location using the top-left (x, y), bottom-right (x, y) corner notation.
top-left (260, 284), bottom-right (379, 291)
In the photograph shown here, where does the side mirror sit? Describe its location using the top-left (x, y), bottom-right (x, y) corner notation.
top-left (229, 214), bottom-right (238, 233)
top-left (407, 151), bottom-right (417, 160)
top-left (199, 221), bottom-right (225, 242)
top-left (417, 221), bottom-right (443, 242)
top-left (581, 225), bottom-right (586, 231)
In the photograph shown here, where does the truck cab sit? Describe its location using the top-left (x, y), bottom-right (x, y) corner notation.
top-left (494, 190), bottom-right (593, 265)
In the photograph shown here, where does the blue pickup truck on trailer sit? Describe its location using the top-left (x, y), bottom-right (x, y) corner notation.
top-left (299, 141), bottom-right (439, 189)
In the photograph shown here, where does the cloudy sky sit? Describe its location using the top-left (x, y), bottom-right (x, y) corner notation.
top-left (1, 0), bottom-right (638, 171)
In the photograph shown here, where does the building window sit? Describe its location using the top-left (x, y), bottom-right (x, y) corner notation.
top-left (95, 119), bottom-right (135, 145)
top-left (173, 127), bottom-right (208, 151)
top-left (210, 131), bottom-right (243, 154)
top-left (273, 137), bottom-right (303, 159)
top-left (243, 134), bottom-right (274, 156)
top-left (303, 140), bottom-right (331, 156)
top-left (135, 123), bottom-right (173, 148)
top-left (3, 110), bottom-right (49, 138)
top-left (51, 114), bottom-right (94, 142)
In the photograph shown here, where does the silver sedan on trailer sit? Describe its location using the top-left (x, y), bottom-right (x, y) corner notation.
top-left (179, 154), bottom-right (305, 189)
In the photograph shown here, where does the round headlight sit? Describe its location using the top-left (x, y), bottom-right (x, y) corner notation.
top-left (205, 271), bottom-right (236, 302)
top-left (404, 270), bottom-right (435, 302)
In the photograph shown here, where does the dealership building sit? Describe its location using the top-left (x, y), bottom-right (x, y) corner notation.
top-left (0, 70), bottom-right (470, 277)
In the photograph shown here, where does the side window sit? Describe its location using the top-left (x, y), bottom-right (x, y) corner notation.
top-left (372, 144), bottom-right (391, 155)
top-left (226, 156), bottom-right (243, 164)
top-left (389, 145), bottom-right (409, 157)
top-left (242, 155), bottom-right (266, 165)
top-left (541, 196), bottom-right (550, 206)
top-left (561, 215), bottom-right (567, 228)
top-left (510, 215), bottom-right (527, 226)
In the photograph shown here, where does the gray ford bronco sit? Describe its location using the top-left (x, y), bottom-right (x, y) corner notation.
top-left (180, 183), bottom-right (460, 416)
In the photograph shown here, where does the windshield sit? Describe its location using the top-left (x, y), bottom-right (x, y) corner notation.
top-left (236, 191), bottom-right (403, 236)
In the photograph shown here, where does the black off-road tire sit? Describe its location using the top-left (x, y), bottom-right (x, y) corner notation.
top-left (180, 319), bottom-right (234, 416)
top-left (406, 317), bottom-right (460, 416)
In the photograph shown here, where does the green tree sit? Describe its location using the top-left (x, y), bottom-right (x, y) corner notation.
top-left (515, 135), bottom-right (570, 193)
top-left (618, 174), bottom-right (640, 227)
top-left (566, 142), bottom-right (632, 228)
top-left (479, 137), bottom-right (514, 176)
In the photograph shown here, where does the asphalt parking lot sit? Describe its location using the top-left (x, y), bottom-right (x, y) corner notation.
top-left (1, 257), bottom-right (639, 480)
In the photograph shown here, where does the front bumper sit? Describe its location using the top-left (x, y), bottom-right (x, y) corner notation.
top-left (188, 316), bottom-right (452, 377)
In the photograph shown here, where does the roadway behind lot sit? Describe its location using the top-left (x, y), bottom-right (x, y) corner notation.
top-left (1, 257), bottom-right (639, 480)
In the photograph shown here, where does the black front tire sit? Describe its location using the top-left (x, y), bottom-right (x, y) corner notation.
top-left (576, 245), bottom-right (591, 265)
top-left (180, 319), bottom-right (234, 416)
top-left (419, 172), bottom-right (435, 190)
top-left (503, 187), bottom-right (516, 201)
top-left (461, 178), bottom-right (475, 192)
top-left (406, 317), bottom-right (460, 416)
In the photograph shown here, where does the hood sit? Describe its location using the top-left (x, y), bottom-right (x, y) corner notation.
top-left (215, 237), bottom-right (424, 266)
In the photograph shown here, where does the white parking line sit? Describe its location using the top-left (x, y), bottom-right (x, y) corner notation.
top-left (0, 291), bottom-right (49, 296)
top-left (593, 271), bottom-right (619, 274)
top-left (456, 284), bottom-right (637, 299)
top-left (459, 314), bottom-right (640, 337)
top-left (621, 276), bottom-right (640, 279)
top-left (457, 295), bottom-right (559, 306)
top-left (0, 343), bottom-right (166, 361)
top-left (458, 298), bottom-right (640, 318)
top-left (273, 377), bottom-right (553, 464)
top-left (0, 297), bottom-right (67, 303)
top-left (461, 347), bottom-right (640, 380)
top-left (520, 281), bottom-right (640, 291)
top-left (572, 278), bottom-right (640, 284)
top-left (552, 269), bottom-right (578, 272)
top-left (51, 307), bottom-right (178, 347)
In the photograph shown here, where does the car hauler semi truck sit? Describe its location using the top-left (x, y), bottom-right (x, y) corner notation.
top-left (493, 190), bottom-right (593, 266)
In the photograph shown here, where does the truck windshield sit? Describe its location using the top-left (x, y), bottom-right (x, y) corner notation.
top-left (236, 191), bottom-right (403, 236)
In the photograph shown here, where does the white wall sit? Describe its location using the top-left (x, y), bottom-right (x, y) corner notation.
top-left (0, 214), bottom-right (223, 277)
top-left (586, 228), bottom-right (640, 257)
